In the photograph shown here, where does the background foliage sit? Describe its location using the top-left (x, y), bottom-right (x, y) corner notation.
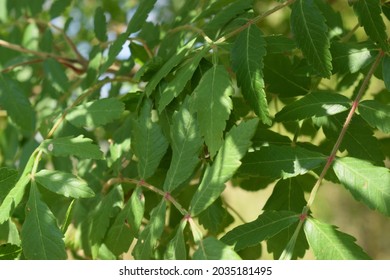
top-left (0, 0), bottom-right (389, 260)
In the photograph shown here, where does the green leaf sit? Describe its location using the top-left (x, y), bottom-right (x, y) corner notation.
top-left (193, 65), bottom-right (233, 158)
top-left (320, 113), bottom-right (384, 165)
top-left (99, 33), bottom-right (128, 74)
top-left (290, 0), bottom-right (332, 78)
top-left (221, 211), bottom-right (299, 251)
top-left (263, 54), bottom-right (310, 97)
top-left (125, 0), bottom-right (157, 35)
top-left (163, 99), bottom-right (203, 192)
top-left (275, 91), bottom-right (351, 122)
top-left (232, 25), bottom-right (271, 125)
top-left (352, 0), bottom-right (389, 51)
top-left (50, 0), bottom-right (72, 19)
top-left (145, 38), bottom-right (196, 97)
top-left (43, 58), bottom-right (69, 93)
top-left (190, 119), bottom-right (258, 216)
top-left (164, 220), bottom-right (187, 260)
top-left (0, 244), bottom-right (21, 260)
top-left (333, 157), bottom-right (390, 216)
top-left (21, 182), bottom-right (67, 259)
top-left (304, 217), bottom-right (370, 259)
top-left (0, 74), bottom-right (36, 134)
top-left (94, 7), bottom-right (108, 42)
top-left (193, 237), bottom-right (241, 260)
top-left (239, 145), bottom-right (327, 181)
top-left (383, 55), bottom-right (390, 91)
top-left (66, 98), bottom-right (125, 128)
top-left (105, 187), bottom-right (145, 256)
top-left (198, 198), bottom-right (234, 235)
top-left (90, 185), bottom-right (123, 249)
top-left (40, 135), bottom-right (103, 160)
top-left (132, 99), bottom-right (169, 179)
top-left (0, 151), bottom-right (35, 223)
top-left (263, 178), bottom-right (309, 259)
top-left (34, 169), bottom-right (95, 199)
top-left (264, 35), bottom-right (296, 54)
top-left (133, 200), bottom-right (166, 260)
top-left (0, 168), bottom-right (18, 202)
top-left (203, 0), bottom-right (252, 39)
top-left (331, 41), bottom-right (376, 74)
top-left (158, 46), bottom-right (209, 112)
top-left (358, 100), bottom-right (390, 133)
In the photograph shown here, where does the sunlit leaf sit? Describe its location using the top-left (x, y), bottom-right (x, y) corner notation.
top-left (193, 65), bottom-right (233, 158)
top-left (164, 220), bottom-right (187, 260)
top-left (66, 98), bottom-right (125, 128)
top-left (333, 157), bottom-right (390, 216)
top-left (35, 169), bottom-right (95, 199)
top-left (304, 217), bottom-right (371, 259)
top-left (193, 237), bottom-right (241, 260)
top-left (21, 182), bottom-right (67, 260)
top-left (190, 119), bottom-right (258, 216)
top-left (358, 100), bottom-right (390, 133)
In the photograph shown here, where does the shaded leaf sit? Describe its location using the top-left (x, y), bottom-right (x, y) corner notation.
top-left (383, 55), bottom-right (390, 90)
top-left (105, 187), bottom-right (145, 256)
top-left (164, 220), bottom-right (187, 260)
top-left (145, 38), bottom-right (196, 96)
top-left (41, 135), bottom-right (103, 160)
top-left (221, 211), bottom-right (299, 251)
top-left (190, 119), bottom-right (258, 216)
top-left (232, 25), bottom-right (271, 124)
top-left (94, 7), bottom-right (108, 42)
top-left (158, 46), bottom-right (209, 112)
top-left (193, 65), bottom-right (233, 158)
top-left (239, 145), bottom-right (327, 181)
top-left (66, 98), bottom-right (125, 128)
top-left (333, 157), bottom-right (390, 216)
top-left (163, 99), bottom-right (202, 192)
top-left (35, 169), bottom-right (95, 199)
top-left (0, 244), bottom-right (21, 260)
top-left (0, 168), bottom-right (18, 202)
top-left (290, 0), bottom-right (332, 77)
top-left (193, 237), bottom-right (241, 260)
top-left (264, 35), bottom-right (296, 54)
top-left (43, 58), bottom-right (69, 93)
top-left (21, 182), bottom-right (67, 259)
top-left (304, 217), bottom-right (371, 259)
top-left (132, 99), bottom-right (169, 179)
top-left (50, 0), bottom-right (72, 19)
top-left (133, 200), bottom-right (166, 260)
top-left (275, 91), bottom-right (351, 122)
top-left (198, 198), bottom-right (234, 235)
top-left (352, 0), bottom-right (389, 51)
top-left (0, 74), bottom-right (36, 134)
top-left (358, 100), bottom-right (390, 133)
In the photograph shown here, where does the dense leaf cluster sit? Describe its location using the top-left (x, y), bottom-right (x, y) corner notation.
top-left (0, 0), bottom-right (389, 260)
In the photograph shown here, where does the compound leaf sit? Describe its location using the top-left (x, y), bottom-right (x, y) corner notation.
top-left (35, 169), bottom-right (95, 199)
top-left (275, 91), bottom-right (351, 122)
top-left (132, 99), bottom-right (169, 179)
top-left (40, 135), bottom-right (103, 160)
top-left (66, 98), bottom-right (125, 128)
top-left (193, 65), bottom-right (233, 158)
top-left (163, 99), bottom-right (203, 192)
top-left (333, 157), bottom-right (390, 216)
top-left (232, 25), bottom-right (271, 125)
top-left (290, 0), bottom-right (332, 78)
top-left (193, 237), bottom-right (241, 260)
top-left (304, 217), bottom-right (371, 259)
top-left (105, 187), bottom-right (145, 256)
top-left (133, 200), bottom-right (166, 260)
top-left (190, 119), bottom-right (258, 216)
top-left (21, 182), bottom-right (67, 260)
top-left (221, 211), bottom-right (300, 251)
top-left (358, 100), bottom-right (390, 133)
top-left (352, 0), bottom-right (389, 51)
